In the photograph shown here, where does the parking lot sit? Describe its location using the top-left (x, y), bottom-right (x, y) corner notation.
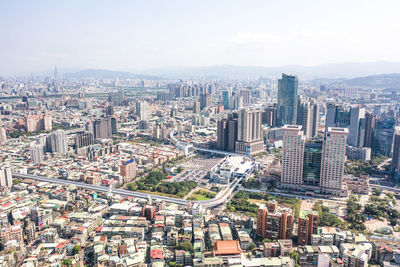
top-left (171, 155), bottom-right (224, 185)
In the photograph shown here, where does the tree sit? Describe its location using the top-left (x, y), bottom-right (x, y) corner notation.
top-left (289, 250), bottom-right (299, 267)
top-left (390, 218), bottom-right (397, 226)
top-left (373, 188), bottom-right (382, 196)
top-left (248, 243), bottom-right (256, 250)
top-left (176, 167), bottom-right (183, 173)
top-left (72, 244), bottom-right (82, 255)
top-left (62, 259), bottom-right (73, 267)
top-left (177, 241), bottom-right (193, 252)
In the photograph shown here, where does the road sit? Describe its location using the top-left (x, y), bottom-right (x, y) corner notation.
top-left (12, 172), bottom-right (241, 208)
top-left (12, 172), bottom-right (188, 205)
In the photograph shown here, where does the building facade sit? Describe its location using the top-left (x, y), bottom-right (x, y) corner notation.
top-left (277, 74), bottom-right (298, 126)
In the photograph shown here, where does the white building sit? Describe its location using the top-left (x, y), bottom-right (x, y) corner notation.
top-left (320, 127), bottom-right (348, 196)
top-left (281, 125), bottom-right (305, 189)
top-left (0, 167), bottom-right (12, 188)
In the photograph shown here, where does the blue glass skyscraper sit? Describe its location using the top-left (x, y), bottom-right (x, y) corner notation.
top-left (277, 73), bottom-right (298, 126)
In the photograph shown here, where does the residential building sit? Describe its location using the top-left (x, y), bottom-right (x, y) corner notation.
top-left (256, 201), bottom-right (294, 240)
top-left (0, 167), bottom-right (12, 188)
top-left (298, 210), bottom-right (319, 245)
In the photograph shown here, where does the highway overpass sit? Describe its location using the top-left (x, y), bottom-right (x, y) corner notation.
top-left (12, 172), bottom-right (241, 208)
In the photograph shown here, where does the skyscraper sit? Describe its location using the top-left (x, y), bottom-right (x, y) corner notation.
top-left (193, 101), bottom-right (201, 114)
top-left (324, 103), bottom-right (351, 133)
top-left (200, 93), bottom-right (211, 110)
top-left (372, 117), bottom-right (395, 156)
top-left (222, 90), bottom-right (231, 110)
top-left (217, 114), bottom-right (238, 152)
top-left (262, 105), bottom-right (277, 127)
top-left (46, 130), bottom-right (68, 154)
top-left (348, 106), bottom-right (365, 147)
top-left (136, 100), bottom-right (150, 120)
top-left (363, 113), bottom-right (375, 148)
top-left (30, 143), bottom-right (44, 164)
top-left (297, 98), bottom-right (319, 139)
top-left (392, 127), bottom-right (400, 181)
top-left (235, 109), bottom-right (264, 155)
top-left (0, 167), bottom-right (12, 188)
top-left (75, 132), bottom-right (94, 149)
top-left (281, 125), bottom-right (305, 189)
top-left (320, 127), bottom-right (348, 196)
top-left (93, 117), bottom-right (112, 140)
top-left (277, 74), bottom-right (298, 126)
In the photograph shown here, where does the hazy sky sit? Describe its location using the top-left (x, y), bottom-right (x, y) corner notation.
top-left (1, 0), bottom-right (400, 75)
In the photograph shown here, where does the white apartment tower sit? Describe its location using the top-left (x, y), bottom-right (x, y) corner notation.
top-left (320, 127), bottom-right (348, 195)
top-left (281, 125), bottom-right (306, 188)
top-left (0, 167), bottom-right (12, 188)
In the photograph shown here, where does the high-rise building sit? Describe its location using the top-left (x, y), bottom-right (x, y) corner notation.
top-left (93, 117), bottom-right (112, 139)
top-left (105, 106), bottom-right (114, 116)
top-left (25, 114), bottom-right (52, 132)
top-left (239, 89), bottom-right (251, 106)
top-left (0, 127), bottom-right (6, 146)
top-left (262, 105), bottom-right (277, 127)
top-left (46, 130), bottom-right (68, 154)
top-left (0, 167), bottom-right (12, 188)
top-left (217, 114), bottom-right (238, 152)
top-left (200, 93), bottom-right (211, 110)
top-left (30, 143), bottom-right (44, 164)
top-left (297, 210), bottom-right (319, 245)
top-left (24, 218), bottom-right (36, 245)
top-left (222, 90), bottom-right (231, 109)
top-left (320, 127), bottom-right (348, 196)
top-left (256, 201), bottom-right (294, 240)
top-left (391, 127), bottom-right (400, 180)
top-left (348, 106), bottom-right (365, 147)
top-left (120, 159), bottom-right (136, 182)
top-left (324, 103), bottom-right (350, 133)
top-left (302, 141), bottom-right (323, 187)
top-left (235, 109), bottom-right (264, 155)
top-left (297, 98), bottom-right (319, 139)
top-left (372, 117), bottom-right (395, 156)
top-left (363, 113), bottom-right (375, 148)
top-left (75, 132), bottom-right (94, 149)
top-left (277, 74), bottom-right (298, 126)
top-left (281, 125), bottom-right (305, 189)
top-left (193, 101), bottom-right (201, 114)
top-left (136, 101), bottom-right (150, 120)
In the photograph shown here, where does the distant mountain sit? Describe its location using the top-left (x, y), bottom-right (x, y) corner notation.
top-left (143, 61), bottom-right (400, 80)
top-left (65, 69), bottom-right (159, 80)
top-left (310, 73), bottom-right (400, 89)
top-left (344, 73), bottom-right (400, 89)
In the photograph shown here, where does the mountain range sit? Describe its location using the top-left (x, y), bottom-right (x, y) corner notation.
top-left (64, 61), bottom-right (400, 89)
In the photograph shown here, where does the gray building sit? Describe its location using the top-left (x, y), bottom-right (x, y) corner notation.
top-left (46, 130), bottom-right (68, 154)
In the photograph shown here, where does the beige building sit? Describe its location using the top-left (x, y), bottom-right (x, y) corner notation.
top-left (320, 127), bottom-right (348, 196)
top-left (281, 125), bottom-right (305, 189)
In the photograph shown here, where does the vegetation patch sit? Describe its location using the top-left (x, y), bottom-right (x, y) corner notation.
top-left (227, 191), bottom-right (301, 218)
top-left (188, 190), bottom-right (216, 201)
top-left (127, 170), bottom-right (197, 198)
